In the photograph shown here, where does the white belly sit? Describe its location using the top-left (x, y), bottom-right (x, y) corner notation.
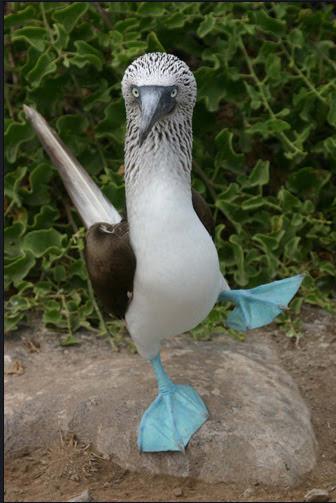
top-left (125, 181), bottom-right (223, 359)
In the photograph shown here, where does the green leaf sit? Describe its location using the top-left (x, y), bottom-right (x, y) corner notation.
top-left (252, 10), bottom-right (286, 36)
top-left (253, 234), bottom-right (279, 252)
top-left (26, 53), bottom-right (58, 88)
top-left (195, 67), bottom-right (228, 112)
top-left (11, 26), bottom-right (47, 51)
top-left (5, 6), bottom-right (36, 30)
top-left (43, 307), bottom-right (63, 327)
top-left (4, 166), bottom-right (27, 205)
top-left (137, 2), bottom-right (166, 16)
top-left (53, 265), bottom-right (66, 282)
top-left (265, 54), bottom-right (281, 80)
top-left (287, 167), bottom-right (331, 197)
top-left (53, 3), bottom-right (89, 33)
top-left (96, 99), bottom-right (125, 144)
top-left (60, 335), bottom-right (80, 346)
top-left (278, 188), bottom-right (301, 211)
top-left (20, 163), bottom-right (54, 206)
top-left (244, 82), bottom-right (262, 110)
top-left (288, 28), bottom-right (304, 48)
top-left (53, 23), bottom-right (70, 51)
top-left (147, 32), bottom-right (165, 52)
top-left (5, 121), bottom-right (35, 163)
top-left (165, 12), bottom-right (186, 29)
top-left (229, 235), bottom-right (248, 286)
top-left (56, 114), bottom-right (89, 137)
top-left (22, 229), bottom-right (65, 258)
top-left (82, 80), bottom-right (112, 111)
top-left (318, 261), bottom-right (336, 277)
top-left (29, 205), bottom-right (59, 230)
top-left (248, 119), bottom-right (290, 138)
top-left (4, 222), bottom-right (26, 258)
top-left (4, 251), bottom-right (36, 287)
top-left (69, 260), bottom-right (87, 280)
top-left (241, 160), bottom-right (270, 188)
top-left (102, 182), bottom-right (125, 210)
top-left (327, 93), bottom-right (336, 127)
top-left (69, 41), bottom-right (103, 71)
top-left (197, 14), bottom-right (216, 38)
top-left (284, 236), bottom-right (301, 260)
top-left (5, 312), bottom-right (25, 333)
top-left (114, 19), bottom-right (139, 32)
top-left (215, 129), bottom-right (244, 174)
top-left (241, 195), bottom-right (266, 210)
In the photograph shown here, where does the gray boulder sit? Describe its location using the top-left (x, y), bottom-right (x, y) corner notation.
top-left (4, 330), bottom-right (317, 486)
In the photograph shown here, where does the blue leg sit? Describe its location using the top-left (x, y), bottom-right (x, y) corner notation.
top-left (138, 354), bottom-right (208, 453)
top-left (218, 274), bottom-right (304, 331)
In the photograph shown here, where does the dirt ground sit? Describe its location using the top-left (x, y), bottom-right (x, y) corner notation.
top-left (4, 306), bottom-right (336, 502)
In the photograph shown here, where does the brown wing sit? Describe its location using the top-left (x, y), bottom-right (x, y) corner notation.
top-left (191, 189), bottom-right (215, 238)
top-left (85, 221), bottom-right (136, 319)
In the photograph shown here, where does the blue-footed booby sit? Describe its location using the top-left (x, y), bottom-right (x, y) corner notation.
top-left (24, 52), bottom-right (303, 453)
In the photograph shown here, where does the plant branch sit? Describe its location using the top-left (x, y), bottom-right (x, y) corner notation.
top-left (192, 160), bottom-right (218, 203)
top-left (40, 2), bottom-right (55, 46)
top-left (239, 37), bottom-right (303, 156)
top-left (93, 2), bottom-right (113, 30)
top-left (280, 43), bottom-right (328, 105)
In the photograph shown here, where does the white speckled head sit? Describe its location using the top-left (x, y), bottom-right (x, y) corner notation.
top-left (122, 52), bottom-right (197, 112)
top-left (122, 53), bottom-right (196, 185)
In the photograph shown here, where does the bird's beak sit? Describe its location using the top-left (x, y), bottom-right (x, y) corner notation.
top-left (138, 86), bottom-right (175, 146)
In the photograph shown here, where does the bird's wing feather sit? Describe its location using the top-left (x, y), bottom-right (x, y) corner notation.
top-left (85, 222), bottom-right (136, 319)
top-left (24, 105), bottom-right (135, 319)
top-left (191, 189), bottom-right (215, 238)
top-left (23, 105), bottom-right (121, 228)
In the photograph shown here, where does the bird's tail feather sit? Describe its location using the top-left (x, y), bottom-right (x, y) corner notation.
top-left (218, 274), bottom-right (304, 331)
top-left (23, 105), bottom-right (121, 228)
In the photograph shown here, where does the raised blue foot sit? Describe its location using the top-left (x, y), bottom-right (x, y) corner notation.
top-left (218, 274), bottom-right (304, 331)
top-left (138, 354), bottom-right (208, 453)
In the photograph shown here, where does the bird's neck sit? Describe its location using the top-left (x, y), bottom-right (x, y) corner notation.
top-left (124, 113), bottom-right (193, 192)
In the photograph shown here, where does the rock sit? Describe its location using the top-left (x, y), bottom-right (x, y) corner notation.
top-left (304, 488), bottom-right (330, 502)
top-left (241, 488), bottom-right (254, 498)
top-left (4, 354), bottom-right (12, 370)
top-left (4, 331), bottom-right (317, 486)
top-left (4, 354), bottom-right (24, 375)
top-left (173, 487), bottom-right (183, 497)
top-left (68, 489), bottom-right (93, 502)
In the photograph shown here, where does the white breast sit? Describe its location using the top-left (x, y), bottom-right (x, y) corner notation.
top-left (125, 172), bottom-right (223, 359)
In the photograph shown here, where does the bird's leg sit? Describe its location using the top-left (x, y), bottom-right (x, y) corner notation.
top-left (151, 353), bottom-right (176, 393)
top-left (137, 353), bottom-right (208, 453)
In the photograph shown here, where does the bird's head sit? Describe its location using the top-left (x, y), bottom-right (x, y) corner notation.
top-left (122, 52), bottom-right (197, 146)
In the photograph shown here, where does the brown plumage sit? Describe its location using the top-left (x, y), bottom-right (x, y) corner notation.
top-left (85, 189), bottom-right (214, 319)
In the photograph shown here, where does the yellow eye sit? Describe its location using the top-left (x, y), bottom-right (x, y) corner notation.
top-left (132, 87), bottom-right (139, 98)
top-left (171, 88), bottom-right (177, 98)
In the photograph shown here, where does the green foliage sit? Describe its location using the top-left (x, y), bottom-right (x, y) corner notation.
top-left (4, 2), bottom-right (336, 341)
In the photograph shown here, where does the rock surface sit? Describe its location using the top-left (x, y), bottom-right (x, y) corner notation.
top-left (304, 488), bottom-right (330, 502)
top-left (4, 329), bottom-right (317, 486)
top-left (68, 489), bottom-right (93, 502)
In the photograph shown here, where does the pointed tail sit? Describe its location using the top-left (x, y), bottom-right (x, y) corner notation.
top-left (218, 274), bottom-right (304, 331)
top-left (23, 105), bottom-right (121, 228)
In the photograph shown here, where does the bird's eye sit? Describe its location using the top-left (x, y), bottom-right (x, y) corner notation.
top-left (170, 88), bottom-right (177, 98)
top-left (132, 87), bottom-right (139, 98)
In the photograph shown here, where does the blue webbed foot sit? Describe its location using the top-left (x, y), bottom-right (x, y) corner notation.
top-left (138, 355), bottom-right (208, 453)
top-left (218, 274), bottom-right (304, 331)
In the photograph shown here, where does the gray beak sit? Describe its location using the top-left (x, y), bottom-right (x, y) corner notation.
top-left (138, 86), bottom-right (176, 146)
